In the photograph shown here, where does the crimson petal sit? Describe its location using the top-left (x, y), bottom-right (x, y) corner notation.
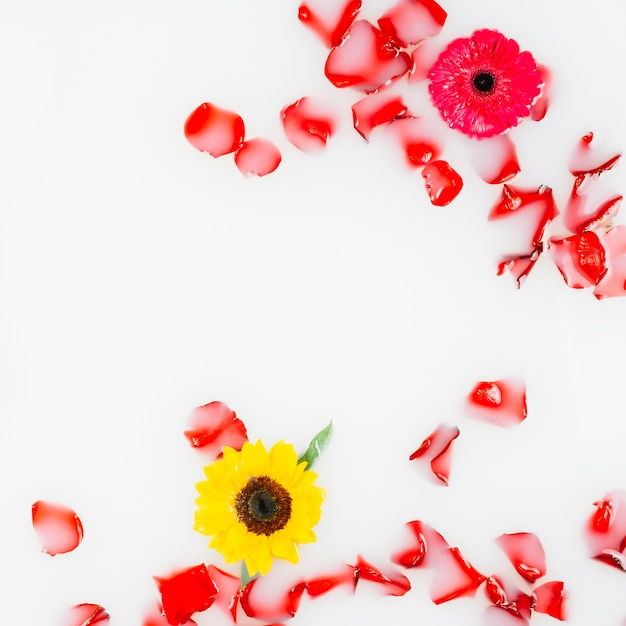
top-left (495, 532), bottom-right (546, 583)
top-left (306, 564), bottom-right (355, 597)
top-left (568, 132), bottom-right (621, 177)
top-left (386, 116), bottom-right (442, 167)
top-left (497, 246), bottom-right (543, 288)
top-left (470, 135), bottom-right (520, 185)
top-left (584, 491), bottom-right (626, 562)
top-left (32, 500), bottom-right (84, 556)
top-left (206, 565), bottom-right (241, 621)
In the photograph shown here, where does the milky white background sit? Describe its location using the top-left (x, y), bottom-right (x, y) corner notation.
top-left (1, 1), bottom-right (626, 624)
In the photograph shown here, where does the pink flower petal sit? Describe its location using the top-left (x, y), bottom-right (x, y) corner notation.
top-left (386, 116), bottom-right (443, 167)
top-left (568, 132), bottom-right (621, 177)
top-left (32, 500), bottom-right (84, 556)
top-left (421, 159), bottom-right (463, 206)
top-left (280, 97), bottom-right (337, 153)
top-left (377, 0), bottom-right (447, 47)
top-left (430, 547), bottom-right (486, 604)
top-left (497, 246), bottom-right (543, 288)
top-left (324, 20), bottom-right (411, 93)
top-left (351, 92), bottom-right (407, 141)
top-left (532, 580), bottom-right (567, 620)
top-left (391, 520), bottom-right (449, 569)
top-left (409, 423), bottom-right (460, 486)
top-left (353, 555), bottom-right (411, 596)
top-left (530, 64), bottom-right (551, 121)
top-left (467, 379), bottom-right (527, 427)
top-left (584, 491), bottom-right (626, 563)
top-left (154, 564), bottom-right (217, 626)
top-left (183, 401), bottom-right (248, 460)
top-left (240, 577), bottom-right (307, 621)
top-left (470, 135), bottom-right (520, 185)
top-left (495, 532), bottom-right (546, 583)
top-left (234, 138), bottom-right (281, 177)
top-left (67, 604), bottom-right (110, 626)
top-left (298, 0), bottom-right (362, 48)
top-left (184, 103), bottom-right (245, 157)
top-left (548, 231), bottom-right (607, 289)
top-left (306, 564), bottom-right (356, 597)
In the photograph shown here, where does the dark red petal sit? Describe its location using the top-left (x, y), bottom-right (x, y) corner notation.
top-left (391, 520), bottom-right (450, 569)
top-left (467, 379), bottom-right (527, 427)
top-left (470, 135), bottom-right (520, 185)
top-left (240, 577), bottom-right (306, 621)
top-left (495, 532), bottom-right (546, 583)
top-left (386, 116), bottom-right (442, 167)
top-left (568, 132), bottom-right (621, 177)
top-left (324, 20), bottom-right (411, 93)
top-left (548, 231), bottom-right (607, 289)
top-left (353, 555), bottom-right (411, 596)
top-left (67, 604), bottom-right (110, 626)
top-left (409, 423), bottom-right (460, 486)
top-left (533, 581), bottom-right (567, 620)
top-left (206, 565), bottom-right (241, 621)
top-left (154, 564), bottom-right (217, 626)
top-left (421, 160), bottom-right (463, 206)
top-left (430, 547), bottom-right (486, 604)
top-left (298, 0), bottom-right (362, 48)
top-left (280, 97), bottom-right (337, 153)
top-left (497, 246), bottom-right (543, 289)
top-left (351, 92), bottom-right (407, 141)
top-left (306, 564), bottom-right (356, 597)
top-left (183, 401), bottom-right (248, 460)
top-left (234, 138), bottom-right (281, 177)
top-left (184, 103), bottom-right (245, 157)
top-left (377, 0), bottom-right (447, 47)
top-left (530, 64), bottom-right (550, 122)
top-left (32, 500), bottom-right (84, 556)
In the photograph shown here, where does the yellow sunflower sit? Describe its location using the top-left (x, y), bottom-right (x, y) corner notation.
top-left (194, 439), bottom-right (324, 577)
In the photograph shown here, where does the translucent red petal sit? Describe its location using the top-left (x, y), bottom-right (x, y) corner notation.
top-left (430, 547), bottom-right (486, 604)
top-left (470, 135), bottom-right (520, 185)
top-left (409, 423), bottom-right (460, 486)
top-left (31, 500), bottom-right (84, 556)
top-left (351, 92), bottom-right (407, 141)
top-left (298, 0), bottom-right (362, 48)
top-left (391, 520), bottom-right (449, 569)
top-left (495, 532), bottom-right (546, 583)
top-left (280, 97), bottom-right (337, 153)
top-left (67, 604), bottom-right (110, 626)
top-left (584, 491), bottom-right (626, 562)
top-left (548, 232), bottom-right (607, 289)
top-left (533, 580), bottom-right (567, 620)
top-left (497, 246), bottom-right (543, 288)
top-left (353, 555), bottom-right (411, 596)
top-left (240, 577), bottom-right (306, 621)
top-left (568, 132), bottom-right (621, 177)
top-left (234, 138), bottom-right (281, 177)
top-left (377, 0), bottom-right (447, 47)
top-left (386, 116), bottom-right (442, 167)
top-left (306, 564), bottom-right (356, 597)
top-left (467, 379), bottom-right (527, 427)
top-left (184, 103), bottom-right (245, 157)
top-left (421, 159), bottom-right (463, 206)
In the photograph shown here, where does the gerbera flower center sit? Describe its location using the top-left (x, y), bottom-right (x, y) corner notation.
top-left (235, 475), bottom-right (293, 536)
top-left (473, 71), bottom-right (496, 94)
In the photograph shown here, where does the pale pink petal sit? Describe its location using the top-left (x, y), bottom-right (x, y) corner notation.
top-left (482, 605), bottom-right (529, 626)
top-left (280, 97), bottom-right (337, 153)
top-left (430, 547), bottom-right (486, 604)
top-left (548, 232), bottom-right (607, 289)
top-left (530, 64), bottom-right (551, 121)
top-left (377, 0), bottom-right (447, 47)
top-left (385, 116), bottom-right (443, 167)
top-left (206, 565), bottom-right (241, 621)
top-left (470, 135), bottom-right (520, 185)
top-left (409, 39), bottom-right (446, 83)
top-left (184, 103), bottom-right (245, 157)
top-left (421, 160), bottom-right (463, 206)
top-left (495, 532), bottom-right (546, 582)
top-left (351, 92), bottom-right (407, 141)
top-left (32, 500), bottom-right (84, 556)
top-left (234, 138), bottom-right (281, 177)
top-left (298, 0), bottom-right (362, 48)
top-left (467, 379), bottom-right (527, 427)
top-left (324, 20), bottom-right (411, 93)
top-left (66, 604), bottom-right (110, 626)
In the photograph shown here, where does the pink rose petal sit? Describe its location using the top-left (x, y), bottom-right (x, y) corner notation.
top-left (183, 401), bottom-right (248, 460)
top-left (409, 423), bottom-right (460, 486)
top-left (377, 0), bottom-right (447, 47)
top-left (280, 97), bottom-right (337, 153)
top-left (467, 379), bottom-right (527, 427)
top-left (234, 138), bottom-right (281, 177)
top-left (184, 103), bottom-right (245, 157)
top-left (32, 500), bottom-right (84, 556)
top-left (298, 0), bottom-right (362, 48)
top-left (548, 231), bottom-right (607, 289)
top-left (67, 604), bottom-right (110, 626)
top-left (351, 91), bottom-right (407, 141)
top-left (495, 532), bottom-right (546, 583)
top-left (324, 20), bottom-right (411, 93)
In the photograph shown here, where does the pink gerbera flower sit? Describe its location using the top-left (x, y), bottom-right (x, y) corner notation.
top-left (427, 29), bottom-right (542, 138)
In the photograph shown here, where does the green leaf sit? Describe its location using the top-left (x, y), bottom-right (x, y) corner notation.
top-left (298, 421), bottom-right (333, 470)
top-left (240, 560), bottom-right (258, 588)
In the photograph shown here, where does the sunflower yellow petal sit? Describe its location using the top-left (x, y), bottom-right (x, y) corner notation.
top-left (269, 528), bottom-right (300, 563)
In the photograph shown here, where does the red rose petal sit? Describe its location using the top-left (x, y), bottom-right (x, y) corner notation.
top-left (594, 255), bottom-right (626, 299)
top-left (32, 500), bottom-right (84, 556)
top-left (533, 580), bottom-right (567, 620)
top-left (421, 159), bottom-right (463, 206)
top-left (467, 379), bottom-right (527, 427)
top-left (184, 103), bottom-right (245, 157)
top-left (240, 577), bottom-right (307, 621)
top-left (353, 555), bottom-right (411, 596)
top-left (351, 92), bottom-right (407, 141)
top-left (470, 135), bottom-right (520, 185)
top-left (67, 604), bottom-right (110, 626)
top-left (484, 576), bottom-right (533, 619)
top-left (306, 564), bottom-right (356, 597)
top-left (548, 231), bottom-right (607, 289)
top-left (183, 401), bottom-right (248, 460)
top-left (324, 20), bottom-right (411, 93)
top-left (483, 605), bottom-right (529, 626)
top-left (409, 423), bottom-right (460, 486)
top-left (377, 0), bottom-right (447, 47)
top-left (386, 116), bottom-right (442, 167)
top-left (391, 520), bottom-right (449, 569)
top-left (154, 564), bottom-right (217, 626)
top-left (298, 0), bottom-right (362, 48)
top-left (206, 565), bottom-right (241, 621)
top-left (408, 39), bottom-right (445, 83)
top-left (142, 605), bottom-right (196, 626)
top-left (280, 97), bottom-right (337, 153)
top-left (430, 547), bottom-right (486, 604)
top-left (497, 246), bottom-right (543, 288)
top-left (584, 491), bottom-right (626, 562)
top-left (530, 64), bottom-right (550, 122)
top-left (564, 174), bottom-right (622, 234)
top-left (495, 532), bottom-right (546, 583)
top-left (234, 138), bottom-right (281, 177)
top-left (568, 132), bottom-right (621, 177)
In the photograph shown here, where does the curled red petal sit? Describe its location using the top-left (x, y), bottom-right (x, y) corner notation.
top-left (154, 564), bottom-right (217, 626)
top-left (32, 500), bottom-right (84, 556)
top-left (495, 532), bottom-right (546, 583)
top-left (351, 92), bottom-right (407, 141)
top-left (280, 97), bottom-right (337, 153)
top-left (548, 231), bottom-right (607, 289)
top-left (564, 173), bottom-right (622, 233)
top-left (470, 135), bottom-right (520, 185)
top-left (497, 246), bottom-right (543, 288)
top-left (324, 20), bottom-right (411, 93)
top-left (409, 423), bottom-right (460, 486)
top-left (377, 0), bottom-right (447, 47)
top-left (183, 401), bottom-right (248, 460)
top-left (386, 116), bottom-right (443, 167)
top-left (67, 604), bottom-right (110, 626)
top-left (206, 565), bottom-right (241, 621)
top-left (430, 547), bottom-right (486, 604)
top-left (234, 138), bottom-right (281, 177)
top-left (568, 132), bottom-right (621, 177)
top-left (353, 555), bottom-right (411, 596)
top-left (184, 103), bottom-right (245, 157)
top-left (421, 159), bottom-right (463, 206)
top-left (533, 580), bottom-right (567, 620)
top-left (391, 520), bottom-right (449, 568)
top-left (485, 576), bottom-right (533, 619)
top-left (467, 379), bottom-right (527, 427)
top-left (408, 39), bottom-right (444, 83)
top-left (306, 564), bottom-right (355, 597)
top-left (298, 0), bottom-right (362, 48)
top-left (240, 577), bottom-right (307, 621)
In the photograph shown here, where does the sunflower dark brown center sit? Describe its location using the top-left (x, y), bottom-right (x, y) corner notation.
top-left (473, 71), bottom-right (495, 94)
top-left (235, 475), bottom-right (292, 536)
